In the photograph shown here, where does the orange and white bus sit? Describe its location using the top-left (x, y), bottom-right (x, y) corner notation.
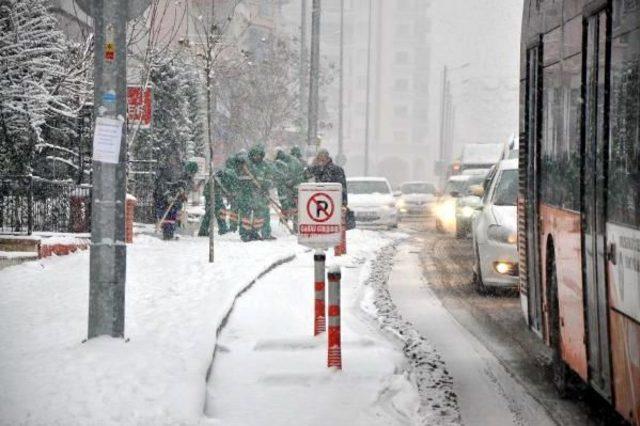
top-left (519, 1), bottom-right (639, 424)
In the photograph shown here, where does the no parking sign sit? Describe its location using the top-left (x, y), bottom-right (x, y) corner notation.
top-left (298, 183), bottom-right (343, 249)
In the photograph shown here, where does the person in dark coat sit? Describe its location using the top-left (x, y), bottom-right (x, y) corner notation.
top-left (305, 148), bottom-right (348, 206)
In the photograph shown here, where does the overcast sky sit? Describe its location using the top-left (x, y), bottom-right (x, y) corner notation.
top-left (428, 0), bottom-right (524, 155)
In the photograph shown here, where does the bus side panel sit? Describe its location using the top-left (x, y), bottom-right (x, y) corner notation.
top-left (609, 311), bottom-right (640, 425)
top-left (540, 204), bottom-right (588, 380)
top-left (608, 223), bottom-right (640, 424)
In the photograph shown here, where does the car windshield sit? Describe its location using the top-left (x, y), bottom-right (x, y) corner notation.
top-left (401, 183), bottom-right (435, 194)
top-left (348, 181), bottom-right (390, 195)
top-left (445, 179), bottom-right (468, 195)
top-left (445, 177), bottom-right (484, 196)
top-left (492, 170), bottom-right (517, 206)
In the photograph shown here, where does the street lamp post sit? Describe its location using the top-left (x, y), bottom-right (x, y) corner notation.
top-left (337, 0), bottom-right (345, 164)
top-left (306, 0), bottom-right (321, 157)
top-left (438, 62), bottom-right (469, 185)
top-left (363, 0), bottom-right (373, 176)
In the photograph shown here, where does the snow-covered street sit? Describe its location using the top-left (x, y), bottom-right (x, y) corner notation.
top-left (387, 243), bottom-right (554, 426)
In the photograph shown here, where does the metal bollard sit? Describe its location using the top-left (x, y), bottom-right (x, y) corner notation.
top-left (327, 266), bottom-right (342, 369)
top-left (314, 251), bottom-right (326, 336)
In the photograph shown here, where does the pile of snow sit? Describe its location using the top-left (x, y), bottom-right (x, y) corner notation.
top-left (360, 244), bottom-right (461, 425)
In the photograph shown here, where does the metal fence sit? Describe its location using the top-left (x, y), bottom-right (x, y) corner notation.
top-left (129, 160), bottom-right (157, 224)
top-left (0, 176), bottom-right (91, 235)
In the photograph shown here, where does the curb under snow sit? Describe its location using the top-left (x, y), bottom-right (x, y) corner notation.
top-left (361, 243), bottom-right (461, 425)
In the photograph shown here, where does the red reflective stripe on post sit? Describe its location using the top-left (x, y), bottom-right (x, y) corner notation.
top-left (314, 252), bottom-right (326, 336)
top-left (327, 268), bottom-right (342, 369)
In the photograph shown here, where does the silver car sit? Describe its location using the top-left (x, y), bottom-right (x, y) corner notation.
top-left (471, 159), bottom-right (518, 291)
top-left (347, 177), bottom-right (399, 229)
top-left (396, 181), bottom-right (436, 218)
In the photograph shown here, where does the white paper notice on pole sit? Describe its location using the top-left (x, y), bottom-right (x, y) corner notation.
top-left (298, 182), bottom-right (343, 250)
top-left (92, 117), bottom-right (123, 164)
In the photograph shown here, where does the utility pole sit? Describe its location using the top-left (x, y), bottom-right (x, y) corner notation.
top-left (300, 0), bottom-right (308, 137)
top-left (306, 0), bottom-right (321, 157)
top-left (207, 1), bottom-right (216, 264)
top-left (438, 66), bottom-right (448, 186)
top-left (337, 0), bottom-right (345, 165)
top-left (363, 0), bottom-right (373, 176)
top-left (86, 0), bottom-right (145, 339)
top-left (445, 96), bottom-right (453, 166)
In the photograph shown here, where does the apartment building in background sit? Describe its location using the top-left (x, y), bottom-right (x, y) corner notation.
top-left (280, 0), bottom-right (433, 186)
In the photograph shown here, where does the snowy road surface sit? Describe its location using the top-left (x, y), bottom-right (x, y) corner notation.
top-left (206, 239), bottom-right (424, 425)
top-left (387, 243), bottom-right (556, 426)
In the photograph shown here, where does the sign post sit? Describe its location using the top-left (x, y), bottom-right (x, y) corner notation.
top-left (298, 183), bottom-right (343, 368)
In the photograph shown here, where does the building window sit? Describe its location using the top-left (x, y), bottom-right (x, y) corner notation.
top-left (394, 105), bottom-right (408, 117)
top-left (394, 79), bottom-right (409, 91)
top-left (396, 23), bottom-right (410, 38)
top-left (395, 51), bottom-right (409, 64)
top-left (394, 131), bottom-right (408, 143)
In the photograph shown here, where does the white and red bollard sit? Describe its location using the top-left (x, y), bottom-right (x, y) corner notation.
top-left (314, 251), bottom-right (326, 336)
top-left (327, 266), bottom-right (342, 369)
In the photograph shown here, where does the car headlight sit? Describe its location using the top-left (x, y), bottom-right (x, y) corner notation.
top-left (435, 199), bottom-right (457, 222)
top-left (396, 199), bottom-right (406, 208)
top-left (487, 225), bottom-right (517, 244)
top-left (460, 206), bottom-right (475, 218)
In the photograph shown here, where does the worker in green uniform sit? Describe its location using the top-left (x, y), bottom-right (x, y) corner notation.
top-left (199, 167), bottom-right (230, 236)
top-left (236, 150), bottom-right (259, 242)
top-left (273, 147), bottom-right (301, 226)
top-left (223, 156), bottom-right (241, 233)
top-left (247, 144), bottom-right (275, 240)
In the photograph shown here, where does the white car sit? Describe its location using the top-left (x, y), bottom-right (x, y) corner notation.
top-left (396, 181), bottom-right (436, 217)
top-left (347, 177), bottom-right (398, 229)
top-left (471, 159), bottom-right (518, 290)
top-left (434, 174), bottom-right (484, 234)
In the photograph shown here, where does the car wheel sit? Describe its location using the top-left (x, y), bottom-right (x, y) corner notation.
top-left (455, 222), bottom-right (465, 239)
top-left (473, 243), bottom-right (488, 294)
top-left (436, 218), bottom-right (443, 233)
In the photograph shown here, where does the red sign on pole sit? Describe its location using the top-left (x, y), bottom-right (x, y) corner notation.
top-left (127, 86), bottom-right (152, 128)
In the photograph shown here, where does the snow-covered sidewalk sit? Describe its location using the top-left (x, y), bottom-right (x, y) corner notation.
top-left (0, 227), bottom-right (302, 425)
top-left (0, 226), bottom-right (437, 426)
top-left (206, 232), bottom-right (422, 426)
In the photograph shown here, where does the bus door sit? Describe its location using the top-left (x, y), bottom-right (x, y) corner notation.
top-left (525, 43), bottom-right (544, 335)
top-left (582, 7), bottom-right (612, 401)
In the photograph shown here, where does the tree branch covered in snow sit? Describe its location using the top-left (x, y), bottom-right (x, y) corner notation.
top-left (0, 0), bottom-right (91, 179)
